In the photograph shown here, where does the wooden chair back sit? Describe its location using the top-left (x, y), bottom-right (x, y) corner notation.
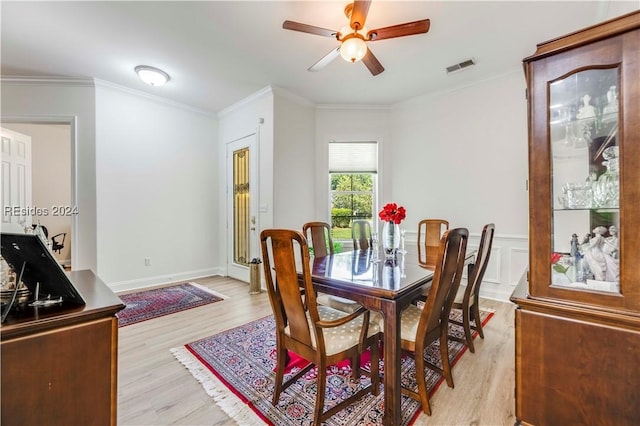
top-left (352, 219), bottom-right (372, 250)
top-left (467, 223), bottom-right (495, 309)
top-left (449, 223), bottom-right (495, 352)
top-left (417, 219), bottom-right (449, 267)
top-left (261, 229), bottom-right (317, 351)
top-left (418, 227), bottom-right (468, 336)
top-left (302, 221), bottom-right (334, 258)
top-left (303, 222), bottom-right (364, 313)
top-left (400, 227), bottom-right (468, 415)
top-left (260, 228), bottom-right (380, 424)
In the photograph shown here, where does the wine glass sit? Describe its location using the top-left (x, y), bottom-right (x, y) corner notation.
top-left (399, 229), bottom-right (407, 254)
top-left (371, 232), bottom-right (380, 263)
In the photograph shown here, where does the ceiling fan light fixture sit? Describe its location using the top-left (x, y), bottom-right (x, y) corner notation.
top-left (340, 36), bottom-right (367, 63)
top-left (135, 65), bottom-right (170, 86)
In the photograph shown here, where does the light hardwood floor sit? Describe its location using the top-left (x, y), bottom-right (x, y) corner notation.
top-left (117, 276), bottom-right (516, 425)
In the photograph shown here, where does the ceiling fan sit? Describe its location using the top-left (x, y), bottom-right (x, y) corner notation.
top-left (282, 0), bottom-right (430, 76)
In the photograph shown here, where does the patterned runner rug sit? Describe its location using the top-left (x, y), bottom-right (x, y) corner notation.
top-left (117, 282), bottom-right (226, 327)
top-left (172, 308), bottom-right (493, 425)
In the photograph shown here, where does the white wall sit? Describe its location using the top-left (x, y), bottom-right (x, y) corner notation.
top-left (310, 73), bottom-right (530, 301)
top-left (391, 70), bottom-right (530, 300)
top-left (95, 81), bottom-right (218, 289)
top-left (314, 105), bottom-right (391, 225)
top-left (273, 89), bottom-right (316, 229)
top-left (1, 123), bottom-right (72, 265)
top-left (391, 71), bottom-right (529, 234)
top-left (1, 79), bottom-right (97, 272)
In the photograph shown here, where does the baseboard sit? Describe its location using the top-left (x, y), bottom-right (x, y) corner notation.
top-left (479, 288), bottom-right (514, 303)
top-left (108, 267), bottom-right (224, 293)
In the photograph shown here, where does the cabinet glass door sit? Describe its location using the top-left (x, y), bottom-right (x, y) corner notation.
top-left (549, 67), bottom-right (620, 293)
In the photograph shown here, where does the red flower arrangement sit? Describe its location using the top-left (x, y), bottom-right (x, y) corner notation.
top-left (551, 252), bottom-right (571, 278)
top-left (378, 203), bottom-right (406, 225)
top-left (551, 252), bottom-right (563, 264)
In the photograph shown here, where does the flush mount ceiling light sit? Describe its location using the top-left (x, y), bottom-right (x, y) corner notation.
top-left (135, 65), bottom-right (170, 86)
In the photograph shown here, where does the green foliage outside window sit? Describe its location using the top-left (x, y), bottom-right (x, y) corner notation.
top-left (330, 173), bottom-right (375, 240)
top-left (331, 208), bottom-right (352, 228)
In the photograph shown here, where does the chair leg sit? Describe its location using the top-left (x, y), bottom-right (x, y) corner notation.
top-left (272, 348), bottom-right (288, 405)
top-left (462, 304), bottom-right (475, 353)
top-left (440, 332), bottom-right (454, 388)
top-left (472, 303), bottom-right (485, 339)
top-left (314, 359), bottom-right (327, 425)
top-left (370, 337), bottom-right (380, 396)
top-left (351, 354), bottom-right (361, 380)
top-left (414, 345), bottom-right (432, 415)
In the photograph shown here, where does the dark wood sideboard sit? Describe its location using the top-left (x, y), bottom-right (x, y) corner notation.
top-left (1, 270), bottom-right (125, 426)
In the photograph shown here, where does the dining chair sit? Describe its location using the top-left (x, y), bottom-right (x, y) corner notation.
top-left (449, 223), bottom-right (495, 353)
top-left (302, 221), bottom-right (362, 314)
top-left (399, 227), bottom-right (468, 415)
top-left (417, 219), bottom-right (449, 267)
top-left (302, 221), bottom-right (334, 258)
top-left (260, 229), bottom-right (381, 424)
top-left (352, 219), bottom-right (372, 250)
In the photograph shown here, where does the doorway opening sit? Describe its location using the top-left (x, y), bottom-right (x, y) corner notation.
top-left (1, 121), bottom-right (74, 269)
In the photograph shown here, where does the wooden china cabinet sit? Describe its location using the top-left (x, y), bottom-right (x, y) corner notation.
top-left (512, 11), bottom-right (640, 425)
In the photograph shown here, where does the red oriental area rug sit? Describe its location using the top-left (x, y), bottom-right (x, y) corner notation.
top-left (117, 282), bottom-right (226, 327)
top-left (171, 308), bottom-right (493, 426)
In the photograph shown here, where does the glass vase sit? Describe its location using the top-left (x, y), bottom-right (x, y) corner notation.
top-left (382, 221), bottom-right (400, 258)
top-left (592, 146), bottom-right (619, 208)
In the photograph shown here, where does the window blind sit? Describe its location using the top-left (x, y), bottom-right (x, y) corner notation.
top-left (328, 141), bottom-right (378, 173)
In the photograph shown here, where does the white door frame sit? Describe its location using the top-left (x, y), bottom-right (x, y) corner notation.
top-left (225, 132), bottom-right (259, 282)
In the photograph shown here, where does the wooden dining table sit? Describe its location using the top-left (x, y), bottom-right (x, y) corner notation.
top-left (308, 247), bottom-right (475, 426)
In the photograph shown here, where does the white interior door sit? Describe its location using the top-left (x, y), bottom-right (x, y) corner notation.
top-left (226, 133), bottom-right (258, 282)
top-left (1, 127), bottom-right (32, 233)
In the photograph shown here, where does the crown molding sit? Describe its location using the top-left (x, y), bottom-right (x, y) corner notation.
top-left (316, 103), bottom-right (391, 111)
top-left (93, 78), bottom-right (215, 117)
top-left (1, 75), bottom-right (94, 87)
top-left (392, 66), bottom-right (523, 111)
top-left (1, 75), bottom-right (215, 117)
top-left (271, 85), bottom-right (315, 108)
top-left (217, 85), bottom-right (275, 118)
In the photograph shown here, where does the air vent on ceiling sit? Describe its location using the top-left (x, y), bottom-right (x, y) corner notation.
top-left (446, 58), bottom-right (476, 74)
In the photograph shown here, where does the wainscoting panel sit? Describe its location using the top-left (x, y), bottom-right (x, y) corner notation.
top-left (482, 234), bottom-right (528, 301)
top-left (509, 247), bottom-right (529, 286)
top-left (400, 232), bottom-right (527, 302)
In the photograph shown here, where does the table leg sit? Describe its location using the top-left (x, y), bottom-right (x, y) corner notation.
top-left (382, 299), bottom-right (401, 426)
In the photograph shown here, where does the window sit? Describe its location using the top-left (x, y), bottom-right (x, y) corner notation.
top-left (328, 141), bottom-right (378, 242)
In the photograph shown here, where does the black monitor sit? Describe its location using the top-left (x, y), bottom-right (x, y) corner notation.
top-left (1, 232), bottom-right (85, 305)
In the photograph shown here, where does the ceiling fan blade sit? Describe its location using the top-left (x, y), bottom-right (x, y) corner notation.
top-left (367, 19), bottom-right (431, 41)
top-left (362, 48), bottom-right (384, 76)
top-left (283, 20), bottom-right (338, 38)
top-left (350, 0), bottom-right (371, 30)
top-left (308, 47), bottom-right (341, 72)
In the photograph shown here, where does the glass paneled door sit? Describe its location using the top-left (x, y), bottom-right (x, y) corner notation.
top-left (226, 133), bottom-right (258, 282)
top-left (549, 67), bottom-right (620, 293)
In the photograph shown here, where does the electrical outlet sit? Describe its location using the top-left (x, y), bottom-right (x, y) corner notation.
top-left (144, 257), bottom-right (151, 266)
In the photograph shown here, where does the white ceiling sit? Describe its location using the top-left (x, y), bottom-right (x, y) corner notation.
top-left (1, 1), bottom-right (637, 114)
